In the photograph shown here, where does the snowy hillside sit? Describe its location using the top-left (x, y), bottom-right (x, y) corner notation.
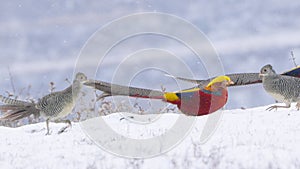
top-left (1, 104), bottom-right (300, 169)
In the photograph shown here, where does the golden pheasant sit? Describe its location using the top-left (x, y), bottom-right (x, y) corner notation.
top-left (85, 76), bottom-right (234, 116)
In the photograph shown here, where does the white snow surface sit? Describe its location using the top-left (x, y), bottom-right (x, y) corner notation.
top-left (1, 104), bottom-right (300, 169)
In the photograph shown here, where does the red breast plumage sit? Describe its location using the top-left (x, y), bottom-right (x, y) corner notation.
top-left (163, 76), bottom-right (232, 116)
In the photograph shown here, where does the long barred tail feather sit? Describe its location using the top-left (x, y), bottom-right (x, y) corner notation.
top-left (84, 80), bottom-right (164, 99)
top-left (226, 73), bottom-right (262, 86)
top-left (170, 73), bottom-right (262, 88)
top-left (0, 95), bottom-right (40, 121)
top-left (0, 95), bottom-right (30, 105)
top-left (0, 109), bottom-right (27, 121)
top-left (0, 104), bottom-right (40, 121)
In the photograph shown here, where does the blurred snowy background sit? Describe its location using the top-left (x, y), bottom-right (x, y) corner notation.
top-left (1, 1), bottom-right (300, 168)
top-left (0, 0), bottom-right (300, 109)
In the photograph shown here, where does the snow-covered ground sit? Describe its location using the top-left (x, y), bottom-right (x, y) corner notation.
top-left (1, 104), bottom-right (300, 169)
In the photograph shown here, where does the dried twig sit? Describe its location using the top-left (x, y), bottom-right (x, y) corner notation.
top-left (65, 78), bottom-right (71, 85)
top-left (161, 84), bottom-right (166, 92)
top-left (49, 82), bottom-right (55, 93)
top-left (7, 66), bottom-right (16, 94)
top-left (133, 101), bottom-right (144, 114)
top-left (5, 91), bottom-right (14, 98)
top-left (290, 50), bottom-right (298, 67)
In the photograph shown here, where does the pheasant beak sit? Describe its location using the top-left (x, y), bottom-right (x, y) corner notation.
top-left (259, 73), bottom-right (266, 77)
top-left (82, 79), bottom-right (89, 84)
top-left (227, 80), bottom-right (234, 86)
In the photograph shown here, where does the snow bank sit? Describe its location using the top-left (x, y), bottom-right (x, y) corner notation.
top-left (1, 104), bottom-right (300, 169)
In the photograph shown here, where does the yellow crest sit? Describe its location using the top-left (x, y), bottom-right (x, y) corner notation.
top-left (206, 76), bottom-right (232, 88)
top-left (163, 92), bottom-right (179, 102)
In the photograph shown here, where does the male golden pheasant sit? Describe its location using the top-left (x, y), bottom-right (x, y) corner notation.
top-left (84, 76), bottom-right (234, 116)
